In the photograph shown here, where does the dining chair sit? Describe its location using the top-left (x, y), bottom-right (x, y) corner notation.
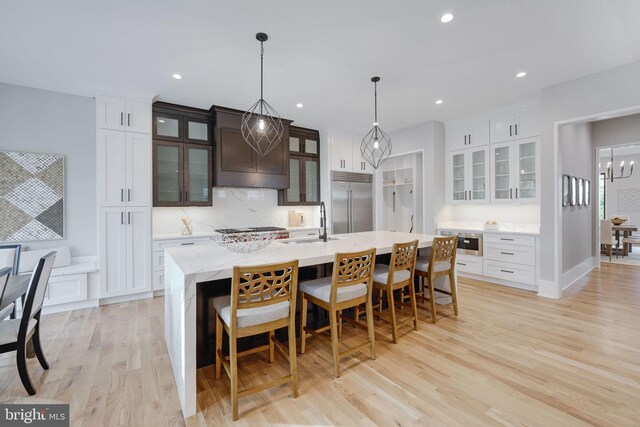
top-left (0, 244), bottom-right (22, 319)
top-left (0, 267), bottom-right (15, 320)
top-left (214, 260), bottom-right (299, 421)
top-left (372, 240), bottom-right (419, 344)
top-left (299, 248), bottom-right (377, 377)
top-left (414, 236), bottom-right (459, 323)
top-left (0, 251), bottom-right (56, 395)
top-left (622, 236), bottom-right (640, 256)
top-left (600, 219), bottom-right (619, 261)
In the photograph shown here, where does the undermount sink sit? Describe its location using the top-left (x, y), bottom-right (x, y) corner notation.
top-left (282, 237), bottom-right (341, 245)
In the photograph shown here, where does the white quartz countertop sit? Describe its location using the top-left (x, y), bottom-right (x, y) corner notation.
top-left (437, 222), bottom-right (540, 236)
top-left (165, 230), bottom-right (436, 283)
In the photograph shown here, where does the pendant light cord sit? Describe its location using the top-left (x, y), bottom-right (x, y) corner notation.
top-left (260, 41), bottom-right (264, 115)
top-left (374, 80), bottom-right (378, 138)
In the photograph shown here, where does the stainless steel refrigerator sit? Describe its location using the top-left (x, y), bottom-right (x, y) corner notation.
top-left (331, 171), bottom-right (374, 234)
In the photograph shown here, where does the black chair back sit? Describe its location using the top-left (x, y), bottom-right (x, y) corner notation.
top-left (19, 252), bottom-right (56, 339)
top-left (0, 267), bottom-right (11, 306)
top-left (0, 244), bottom-right (21, 275)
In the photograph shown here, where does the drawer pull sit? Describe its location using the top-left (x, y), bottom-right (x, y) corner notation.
top-left (500, 252), bottom-right (514, 255)
top-left (500, 269), bottom-right (514, 274)
top-left (457, 262), bottom-right (467, 266)
top-left (500, 238), bottom-right (514, 241)
top-left (181, 242), bottom-right (195, 246)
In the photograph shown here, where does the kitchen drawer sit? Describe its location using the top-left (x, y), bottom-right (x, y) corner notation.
top-left (153, 270), bottom-right (165, 291)
top-left (152, 237), bottom-right (211, 251)
top-left (455, 255), bottom-right (483, 275)
top-left (153, 251), bottom-right (165, 271)
top-left (483, 233), bottom-right (535, 247)
top-left (483, 260), bottom-right (535, 285)
top-left (483, 243), bottom-right (535, 266)
top-left (288, 229), bottom-right (320, 239)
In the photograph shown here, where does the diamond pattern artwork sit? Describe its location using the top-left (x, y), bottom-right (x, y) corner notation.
top-left (618, 188), bottom-right (640, 212)
top-left (0, 151), bottom-right (64, 242)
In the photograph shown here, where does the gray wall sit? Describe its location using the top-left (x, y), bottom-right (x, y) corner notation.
top-left (592, 113), bottom-right (640, 148)
top-left (559, 122), bottom-right (593, 274)
top-left (539, 59), bottom-right (640, 297)
top-left (0, 83), bottom-right (96, 256)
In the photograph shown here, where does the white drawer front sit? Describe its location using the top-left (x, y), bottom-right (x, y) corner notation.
top-left (153, 270), bottom-right (165, 291)
top-left (289, 229), bottom-right (320, 239)
top-left (153, 251), bottom-right (165, 272)
top-left (152, 237), bottom-right (211, 251)
top-left (483, 243), bottom-right (535, 266)
top-left (483, 260), bottom-right (535, 285)
top-left (43, 274), bottom-right (88, 306)
top-left (455, 255), bottom-right (483, 275)
top-left (483, 234), bottom-right (535, 247)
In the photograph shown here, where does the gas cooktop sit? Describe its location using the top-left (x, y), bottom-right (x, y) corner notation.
top-left (215, 226), bottom-right (287, 234)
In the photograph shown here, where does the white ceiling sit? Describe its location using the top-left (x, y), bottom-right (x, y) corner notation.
top-left (2, 0), bottom-right (640, 134)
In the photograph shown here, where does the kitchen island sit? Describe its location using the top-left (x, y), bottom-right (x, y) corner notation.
top-left (164, 230), bottom-right (436, 417)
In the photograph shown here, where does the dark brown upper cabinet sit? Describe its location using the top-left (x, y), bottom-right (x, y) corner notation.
top-left (278, 126), bottom-right (321, 206)
top-left (152, 102), bottom-right (213, 206)
top-left (211, 105), bottom-right (291, 189)
top-left (153, 102), bottom-right (212, 145)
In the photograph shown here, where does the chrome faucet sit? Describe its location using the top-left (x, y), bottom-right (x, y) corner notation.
top-left (319, 201), bottom-right (327, 242)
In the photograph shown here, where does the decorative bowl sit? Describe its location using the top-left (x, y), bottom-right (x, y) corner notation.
top-left (212, 231), bottom-right (277, 253)
top-left (611, 217), bottom-right (627, 225)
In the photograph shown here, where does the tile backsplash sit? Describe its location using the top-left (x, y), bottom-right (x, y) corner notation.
top-left (152, 188), bottom-right (319, 235)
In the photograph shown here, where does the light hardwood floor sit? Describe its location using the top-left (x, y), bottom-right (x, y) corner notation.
top-left (1, 262), bottom-right (639, 426)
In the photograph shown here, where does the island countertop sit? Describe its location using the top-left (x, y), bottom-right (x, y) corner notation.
top-left (165, 230), bottom-right (437, 283)
top-left (163, 230), bottom-right (436, 418)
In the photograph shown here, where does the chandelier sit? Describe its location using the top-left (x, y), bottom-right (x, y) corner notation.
top-left (360, 76), bottom-right (392, 169)
top-left (605, 148), bottom-right (634, 182)
top-left (241, 33), bottom-right (284, 157)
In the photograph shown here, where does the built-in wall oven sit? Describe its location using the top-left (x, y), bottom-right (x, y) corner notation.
top-left (441, 231), bottom-right (483, 256)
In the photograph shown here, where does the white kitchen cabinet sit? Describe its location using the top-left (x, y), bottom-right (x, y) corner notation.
top-left (99, 207), bottom-right (151, 298)
top-left (490, 105), bottom-right (540, 144)
top-left (329, 134), bottom-right (372, 173)
top-left (97, 130), bottom-right (151, 207)
top-left (446, 119), bottom-right (490, 151)
top-left (482, 232), bottom-right (537, 287)
top-left (454, 254), bottom-right (483, 275)
top-left (97, 96), bottom-right (151, 134)
top-left (447, 146), bottom-right (490, 204)
top-left (152, 237), bottom-right (212, 291)
top-left (490, 137), bottom-right (539, 203)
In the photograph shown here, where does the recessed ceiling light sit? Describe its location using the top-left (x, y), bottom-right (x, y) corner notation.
top-left (516, 71), bottom-right (527, 78)
top-left (172, 73), bottom-right (182, 80)
top-left (440, 13), bottom-right (454, 23)
top-left (296, 103), bottom-right (303, 108)
top-left (435, 99), bottom-right (444, 105)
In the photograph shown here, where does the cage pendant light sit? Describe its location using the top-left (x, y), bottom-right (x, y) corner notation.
top-left (361, 77), bottom-right (392, 169)
top-left (241, 33), bottom-right (284, 157)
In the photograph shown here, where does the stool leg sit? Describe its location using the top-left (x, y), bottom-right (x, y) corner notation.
top-left (449, 272), bottom-right (459, 316)
top-left (215, 315), bottom-right (222, 380)
top-left (230, 334), bottom-right (239, 421)
top-left (388, 286), bottom-right (398, 344)
top-left (269, 330), bottom-right (275, 363)
top-left (354, 305), bottom-right (359, 327)
top-left (338, 310), bottom-right (343, 338)
top-left (300, 294), bottom-right (308, 354)
top-left (329, 309), bottom-right (341, 377)
top-left (288, 315), bottom-right (299, 397)
top-left (409, 283), bottom-right (418, 331)
top-left (428, 276), bottom-right (437, 323)
top-left (365, 293), bottom-right (376, 360)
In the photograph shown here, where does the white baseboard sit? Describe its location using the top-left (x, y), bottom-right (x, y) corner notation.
top-left (537, 278), bottom-right (561, 299)
top-left (42, 299), bottom-right (98, 315)
top-left (99, 291), bottom-right (154, 306)
top-left (561, 257), bottom-right (595, 292)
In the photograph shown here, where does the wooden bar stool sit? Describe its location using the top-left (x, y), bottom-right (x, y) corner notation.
top-left (415, 236), bottom-right (459, 323)
top-left (299, 248), bottom-right (376, 377)
top-left (371, 240), bottom-right (419, 344)
top-left (214, 260), bottom-right (299, 421)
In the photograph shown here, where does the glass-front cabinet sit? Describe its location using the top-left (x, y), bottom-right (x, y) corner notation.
top-left (448, 147), bottom-right (490, 204)
top-left (490, 138), bottom-right (539, 203)
top-left (153, 141), bottom-right (212, 206)
top-left (279, 126), bottom-right (321, 205)
top-left (153, 103), bottom-right (212, 145)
